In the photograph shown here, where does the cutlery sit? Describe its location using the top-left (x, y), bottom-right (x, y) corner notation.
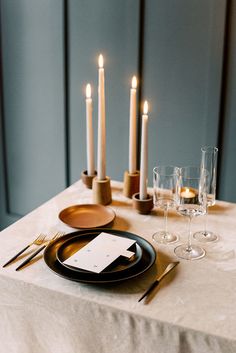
top-left (15, 232), bottom-right (64, 271)
top-left (3, 233), bottom-right (46, 267)
top-left (138, 261), bottom-right (179, 302)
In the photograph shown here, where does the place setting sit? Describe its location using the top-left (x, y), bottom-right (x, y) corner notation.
top-left (1, 140), bottom-right (219, 304)
top-left (43, 228), bottom-right (156, 285)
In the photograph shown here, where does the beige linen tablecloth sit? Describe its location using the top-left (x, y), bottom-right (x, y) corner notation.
top-left (1, 180), bottom-right (236, 353)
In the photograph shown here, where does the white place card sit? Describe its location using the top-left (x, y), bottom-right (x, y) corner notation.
top-left (63, 232), bottom-right (136, 273)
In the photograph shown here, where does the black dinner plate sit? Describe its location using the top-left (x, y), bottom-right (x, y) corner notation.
top-left (44, 228), bottom-right (156, 284)
top-left (56, 234), bottom-right (143, 274)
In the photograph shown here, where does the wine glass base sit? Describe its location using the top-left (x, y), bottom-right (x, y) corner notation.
top-left (152, 231), bottom-right (179, 244)
top-left (174, 244), bottom-right (205, 260)
top-left (193, 230), bottom-right (218, 243)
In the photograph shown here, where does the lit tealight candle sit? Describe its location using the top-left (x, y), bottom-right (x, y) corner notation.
top-left (129, 76), bottom-right (137, 174)
top-left (180, 187), bottom-right (196, 199)
top-left (85, 83), bottom-right (95, 176)
top-left (97, 54), bottom-right (106, 180)
top-left (139, 101), bottom-right (149, 200)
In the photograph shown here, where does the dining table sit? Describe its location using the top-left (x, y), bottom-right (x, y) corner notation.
top-left (1, 179), bottom-right (236, 353)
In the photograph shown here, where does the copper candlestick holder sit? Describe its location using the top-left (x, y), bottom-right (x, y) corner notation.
top-left (132, 192), bottom-right (153, 215)
top-left (92, 176), bottom-right (112, 205)
top-left (123, 170), bottom-right (140, 198)
top-left (81, 170), bottom-right (97, 189)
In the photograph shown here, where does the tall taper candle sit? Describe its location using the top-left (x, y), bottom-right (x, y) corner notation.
top-left (129, 76), bottom-right (137, 174)
top-left (97, 54), bottom-right (106, 180)
top-left (86, 83), bottom-right (95, 176)
top-left (139, 101), bottom-right (149, 200)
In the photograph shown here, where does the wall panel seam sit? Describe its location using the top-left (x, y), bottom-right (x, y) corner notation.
top-left (217, 0), bottom-right (231, 199)
top-left (137, 0), bottom-right (145, 169)
top-left (0, 0), bottom-right (11, 216)
top-left (63, 0), bottom-right (70, 187)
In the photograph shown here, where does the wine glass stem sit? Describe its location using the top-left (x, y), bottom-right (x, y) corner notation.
top-left (164, 208), bottom-right (168, 236)
top-left (187, 216), bottom-right (193, 252)
top-left (203, 207), bottom-right (209, 235)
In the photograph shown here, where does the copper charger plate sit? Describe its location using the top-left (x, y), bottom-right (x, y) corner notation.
top-left (58, 204), bottom-right (115, 229)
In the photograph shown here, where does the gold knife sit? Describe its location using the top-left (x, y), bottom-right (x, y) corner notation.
top-left (138, 261), bottom-right (179, 302)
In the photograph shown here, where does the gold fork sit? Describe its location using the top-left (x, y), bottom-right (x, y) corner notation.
top-left (15, 232), bottom-right (65, 271)
top-left (3, 233), bottom-right (47, 267)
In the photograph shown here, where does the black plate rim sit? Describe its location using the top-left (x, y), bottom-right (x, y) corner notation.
top-left (44, 228), bottom-right (156, 284)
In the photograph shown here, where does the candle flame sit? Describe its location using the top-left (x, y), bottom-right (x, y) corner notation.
top-left (98, 54), bottom-right (104, 68)
top-left (132, 76), bottom-right (137, 89)
top-left (143, 101), bottom-right (148, 115)
top-left (86, 84), bottom-right (91, 98)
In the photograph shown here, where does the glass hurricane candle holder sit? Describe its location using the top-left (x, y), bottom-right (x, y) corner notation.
top-left (174, 166), bottom-right (207, 260)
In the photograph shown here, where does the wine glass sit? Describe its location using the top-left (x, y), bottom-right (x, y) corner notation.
top-left (193, 146), bottom-right (218, 242)
top-left (152, 165), bottom-right (179, 244)
top-left (174, 166), bottom-right (207, 260)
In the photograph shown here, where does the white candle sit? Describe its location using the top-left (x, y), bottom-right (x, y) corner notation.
top-left (139, 101), bottom-right (149, 200)
top-left (86, 83), bottom-right (95, 176)
top-left (97, 54), bottom-right (106, 180)
top-left (129, 76), bottom-right (137, 174)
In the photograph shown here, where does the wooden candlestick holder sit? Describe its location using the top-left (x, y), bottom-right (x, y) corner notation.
top-left (132, 192), bottom-right (153, 215)
top-left (92, 176), bottom-right (112, 205)
top-left (81, 170), bottom-right (97, 189)
top-left (123, 170), bottom-right (140, 198)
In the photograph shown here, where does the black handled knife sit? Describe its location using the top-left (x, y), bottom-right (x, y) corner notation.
top-left (138, 261), bottom-right (179, 302)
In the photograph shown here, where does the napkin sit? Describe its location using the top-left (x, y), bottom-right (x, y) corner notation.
top-left (63, 232), bottom-right (136, 273)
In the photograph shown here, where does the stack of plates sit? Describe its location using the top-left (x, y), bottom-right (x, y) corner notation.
top-left (44, 229), bottom-right (156, 284)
